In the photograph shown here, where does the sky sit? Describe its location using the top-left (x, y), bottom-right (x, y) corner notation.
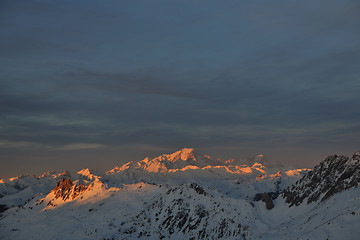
top-left (1, 0), bottom-right (360, 178)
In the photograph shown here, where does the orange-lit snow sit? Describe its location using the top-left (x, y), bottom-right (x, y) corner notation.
top-left (285, 168), bottom-right (312, 176)
top-left (103, 148), bottom-right (310, 180)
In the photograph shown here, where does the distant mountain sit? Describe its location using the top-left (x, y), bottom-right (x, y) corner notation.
top-left (104, 148), bottom-right (309, 186)
top-left (0, 148), bottom-right (359, 240)
top-left (106, 148), bottom-right (218, 174)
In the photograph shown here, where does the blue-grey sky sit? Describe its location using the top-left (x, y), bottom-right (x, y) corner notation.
top-left (1, 0), bottom-right (360, 178)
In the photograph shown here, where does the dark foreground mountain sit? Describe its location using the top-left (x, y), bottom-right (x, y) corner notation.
top-left (283, 151), bottom-right (360, 206)
top-left (0, 148), bottom-right (359, 239)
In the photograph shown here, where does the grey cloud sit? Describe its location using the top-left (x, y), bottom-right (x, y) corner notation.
top-left (0, 0), bottom-right (359, 177)
top-left (63, 71), bottom-right (205, 100)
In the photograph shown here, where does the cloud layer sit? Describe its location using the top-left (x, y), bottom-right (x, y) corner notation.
top-left (1, 0), bottom-right (360, 177)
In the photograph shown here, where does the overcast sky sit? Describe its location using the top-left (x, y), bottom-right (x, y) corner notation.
top-left (1, 0), bottom-right (360, 178)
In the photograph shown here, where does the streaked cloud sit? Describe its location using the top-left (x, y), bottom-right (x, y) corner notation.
top-left (55, 143), bottom-right (107, 151)
top-left (0, 0), bottom-right (359, 177)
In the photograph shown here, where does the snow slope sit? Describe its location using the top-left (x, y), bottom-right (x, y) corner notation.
top-left (0, 148), bottom-right (359, 239)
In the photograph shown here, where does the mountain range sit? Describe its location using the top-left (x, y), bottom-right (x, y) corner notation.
top-left (0, 148), bottom-right (359, 239)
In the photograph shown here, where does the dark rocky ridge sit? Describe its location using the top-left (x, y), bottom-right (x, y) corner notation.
top-left (0, 204), bottom-right (8, 214)
top-left (261, 193), bottom-right (274, 210)
top-left (118, 183), bottom-right (249, 239)
top-left (283, 151), bottom-right (360, 207)
top-left (52, 178), bottom-right (87, 201)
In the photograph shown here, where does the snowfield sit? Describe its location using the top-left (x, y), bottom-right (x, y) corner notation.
top-left (0, 148), bottom-right (359, 239)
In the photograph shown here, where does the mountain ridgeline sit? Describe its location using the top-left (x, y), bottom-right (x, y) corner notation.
top-left (1, 148), bottom-right (359, 240)
top-left (283, 151), bottom-right (360, 206)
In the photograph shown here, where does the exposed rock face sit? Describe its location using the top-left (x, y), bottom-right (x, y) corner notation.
top-left (188, 183), bottom-right (209, 196)
top-left (253, 192), bottom-right (278, 202)
top-left (283, 151), bottom-right (360, 207)
top-left (52, 178), bottom-right (87, 201)
top-left (261, 193), bottom-right (274, 210)
top-left (2, 148), bottom-right (360, 240)
top-left (118, 184), bottom-right (249, 239)
top-left (0, 204), bottom-right (8, 214)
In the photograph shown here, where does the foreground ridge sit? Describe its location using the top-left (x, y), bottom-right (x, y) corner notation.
top-left (283, 152), bottom-right (360, 206)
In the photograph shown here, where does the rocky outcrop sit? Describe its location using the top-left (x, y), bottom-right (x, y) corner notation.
top-left (118, 183), bottom-right (249, 239)
top-left (253, 192), bottom-right (278, 202)
top-left (0, 204), bottom-right (8, 214)
top-left (283, 151), bottom-right (360, 207)
top-left (261, 193), bottom-right (274, 210)
top-left (52, 178), bottom-right (87, 201)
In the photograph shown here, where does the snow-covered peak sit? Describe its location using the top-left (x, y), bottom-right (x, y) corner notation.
top-left (166, 147), bottom-right (196, 161)
top-left (107, 148), bottom-right (218, 174)
top-left (77, 168), bottom-right (101, 181)
top-left (1, 149), bottom-right (359, 240)
top-left (154, 148), bottom-right (216, 168)
top-left (243, 154), bottom-right (286, 170)
top-left (103, 148), bottom-right (306, 186)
